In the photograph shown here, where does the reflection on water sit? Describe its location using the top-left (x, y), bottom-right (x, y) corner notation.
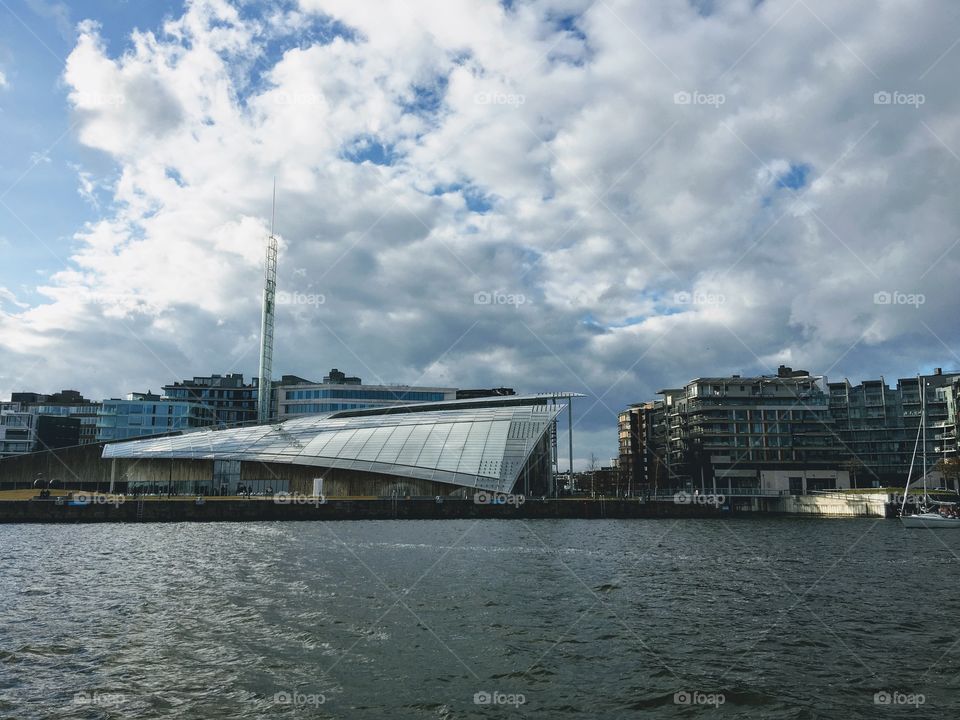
top-left (1, 519), bottom-right (958, 718)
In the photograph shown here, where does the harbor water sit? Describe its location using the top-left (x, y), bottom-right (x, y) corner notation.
top-left (1, 518), bottom-right (958, 718)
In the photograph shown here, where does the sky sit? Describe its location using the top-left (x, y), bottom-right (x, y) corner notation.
top-left (1, 0), bottom-right (959, 468)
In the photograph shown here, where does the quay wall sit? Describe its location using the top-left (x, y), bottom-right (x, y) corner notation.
top-left (0, 497), bottom-right (721, 523)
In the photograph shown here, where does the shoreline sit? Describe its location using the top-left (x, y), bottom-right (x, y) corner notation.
top-left (0, 494), bottom-right (898, 523)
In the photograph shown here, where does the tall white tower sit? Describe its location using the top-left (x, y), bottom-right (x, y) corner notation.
top-left (257, 184), bottom-right (279, 425)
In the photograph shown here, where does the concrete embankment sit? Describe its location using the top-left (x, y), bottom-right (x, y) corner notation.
top-left (0, 493), bottom-right (906, 523)
top-left (730, 493), bottom-right (893, 518)
top-left (0, 497), bottom-right (723, 524)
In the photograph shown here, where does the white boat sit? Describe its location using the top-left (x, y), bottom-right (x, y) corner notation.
top-left (899, 376), bottom-right (960, 528)
top-left (901, 512), bottom-right (960, 528)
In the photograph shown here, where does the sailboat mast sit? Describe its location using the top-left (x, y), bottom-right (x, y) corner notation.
top-left (921, 375), bottom-right (928, 498)
top-left (901, 413), bottom-right (924, 516)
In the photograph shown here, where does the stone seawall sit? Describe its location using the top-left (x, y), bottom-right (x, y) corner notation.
top-left (0, 497), bottom-right (723, 523)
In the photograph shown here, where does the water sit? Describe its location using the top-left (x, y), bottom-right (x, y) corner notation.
top-left (1, 518), bottom-right (958, 719)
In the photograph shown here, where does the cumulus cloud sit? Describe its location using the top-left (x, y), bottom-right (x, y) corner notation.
top-left (1, 0), bottom-right (959, 465)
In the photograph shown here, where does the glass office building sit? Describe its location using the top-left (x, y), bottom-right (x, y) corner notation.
top-left (96, 394), bottom-right (216, 442)
top-left (278, 376), bottom-right (456, 418)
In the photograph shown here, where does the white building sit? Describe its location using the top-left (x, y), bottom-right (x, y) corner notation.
top-left (0, 403), bottom-right (37, 458)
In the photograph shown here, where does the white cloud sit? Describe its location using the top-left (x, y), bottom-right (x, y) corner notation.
top-left (1, 0), bottom-right (960, 464)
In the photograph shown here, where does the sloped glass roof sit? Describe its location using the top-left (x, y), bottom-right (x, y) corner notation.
top-left (102, 404), bottom-right (565, 493)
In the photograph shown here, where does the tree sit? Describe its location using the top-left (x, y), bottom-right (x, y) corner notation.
top-left (841, 458), bottom-right (865, 489)
top-left (934, 457), bottom-right (960, 492)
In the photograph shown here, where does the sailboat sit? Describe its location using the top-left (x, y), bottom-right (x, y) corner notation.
top-left (900, 376), bottom-right (960, 528)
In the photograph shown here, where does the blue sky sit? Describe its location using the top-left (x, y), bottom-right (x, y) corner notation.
top-left (0, 1), bottom-right (181, 295)
top-left (1, 0), bottom-right (959, 466)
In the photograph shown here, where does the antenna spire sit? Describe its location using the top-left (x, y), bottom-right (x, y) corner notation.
top-left (270, 176), bottom-right (277, 237)
top-left (258, 181), bottom-right (279, 425)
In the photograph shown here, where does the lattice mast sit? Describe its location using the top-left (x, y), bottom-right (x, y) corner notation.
top-left (257, 182), bottom-right (278, 425)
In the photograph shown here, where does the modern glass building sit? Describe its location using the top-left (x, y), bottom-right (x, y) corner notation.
top-left (277, 369), bottom-right (456, 418)
top-left (102, 394), bottom-right (579, 497)
top-left (95, 393), bottom-right (216, 442)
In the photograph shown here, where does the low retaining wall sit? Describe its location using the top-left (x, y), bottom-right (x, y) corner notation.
top-left (0, 497), bottom-right (724, 523)
top-left (781, 494), bottom-right (890, 517)
top-left (734, 493), bottom-right (891, 517)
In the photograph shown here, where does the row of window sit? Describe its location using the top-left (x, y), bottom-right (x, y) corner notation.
top-left (284, 389), bottom-right (448, 402)
top-left (698, 423), bottom-right (819, 434)
top-left (101, 403), bottom-right (207, 416)
top-left (166, 388), bottom-right (256, 400)
top-left (690, 409), bottom-right (828, 420)
top-left (282, 403), bottom-right (366, 414)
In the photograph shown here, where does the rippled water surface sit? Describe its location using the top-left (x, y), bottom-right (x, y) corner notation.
top-left (1, 518), bottom-right (959, 718)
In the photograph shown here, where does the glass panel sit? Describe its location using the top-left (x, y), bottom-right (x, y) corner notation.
top-left (410, 423), bottom-right (452, 469)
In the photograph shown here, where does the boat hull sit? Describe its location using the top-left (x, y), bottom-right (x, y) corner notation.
top-left (901, 514), bottom-right (960, 529)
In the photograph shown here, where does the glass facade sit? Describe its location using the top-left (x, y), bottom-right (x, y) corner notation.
top-left (103, 400), bottom-right (565, 494)
top-left (285, 389), bottom-right (448, 402)
top-left (96, 400), bottom-right (216, 442)
top-left (278, 383), bottom-right (457, 421)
